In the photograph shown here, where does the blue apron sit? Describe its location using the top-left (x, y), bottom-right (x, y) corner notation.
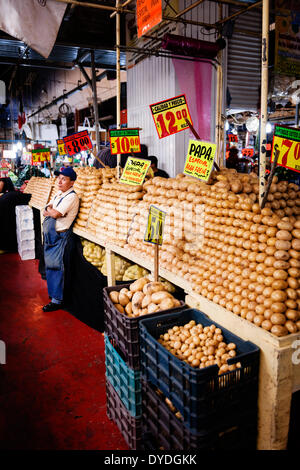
top-left (43, 190), bottom-right (75, 302)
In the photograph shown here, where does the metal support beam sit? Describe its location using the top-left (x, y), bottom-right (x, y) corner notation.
top-left (116, 0), bottom-right (121, 176)
top-left (215, 0), bottom-right (262, 26)
top-left (54, 0), bottom-right (132, 14)
top-left (91, 50), bottom-right (100, 154)
top-left (76, 62), bottom-right (92, 89)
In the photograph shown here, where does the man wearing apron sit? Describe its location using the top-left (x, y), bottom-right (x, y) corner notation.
top-left (42, 167), bottom-right (79, 312)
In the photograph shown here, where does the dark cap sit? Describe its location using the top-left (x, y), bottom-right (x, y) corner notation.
top-left (59, 166), bottom-right (77, 181)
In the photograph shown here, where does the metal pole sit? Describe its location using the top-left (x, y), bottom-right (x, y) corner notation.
top-left (90, 50), bottom-right (100, 155)
top-left (116, 0), bottom-right (121, 177)
top-left (259, 0), bottom-right (269, 207)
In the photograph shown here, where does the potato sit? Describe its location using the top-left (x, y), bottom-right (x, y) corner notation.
top-left (119, 293), bottom-right (130, 306)
top-left (125, 302), bottom-right (133, 315)
top-left (147, 303), bottom-right (160, 314)
top-left (130, 277), bottom-right (150, 292)
top-left (115, 303), bottom-right (125, 314)
top-left (132, 291), bottom-right (145, 309)
top-left (143, 281), bottom-right (167, 295)
top-left (158, 297), bottom-right (175, 311)
top-left (151, 291), bottom-right (173, 304)
top-left (271, 325), bottom-right (289, 337)
top-left (109, 291), bottom-right (119, 304)
top-left (270, 313), bottom-right (286, 325)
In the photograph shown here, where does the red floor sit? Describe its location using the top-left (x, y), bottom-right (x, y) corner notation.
top-left (0, 253), bottom-right (128, 450)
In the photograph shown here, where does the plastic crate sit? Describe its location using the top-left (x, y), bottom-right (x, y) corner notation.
top-left (17, 228), bottom-right (34, 241)
top-left (18, 248), bottom-right (35, 260)
top-left (139, 308), bottom-right (259, 434)
top-left (104, 335), bottom-right (142, 417)
top-left (15, 205), bottom-right (33, 219)
top-left (141, 379), bottom-right (257, 450)
top-left (103, 283), bottom-right (187, 370)
top-left (17, 238), bottom-right (35, 251)
top-left (16, 218), bottom-right (34, 230)
top-left (106, 379), bottom-right (143, 450)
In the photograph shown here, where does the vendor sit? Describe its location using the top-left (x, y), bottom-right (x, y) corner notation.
top-left (0, 177), bottom-right (15, 194)
top-left (42, 167), bottom-right (79, 312)
top-left (148, 155), bottom-right (169, 178)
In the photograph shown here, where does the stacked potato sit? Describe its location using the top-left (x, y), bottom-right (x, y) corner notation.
top-left (158, 319), bottom-right (241, 375)
top-left (108, 277), bottom-right (181, 317)
top-left (86, 181), bottom-right (145, 246)
top-left (125, 170), bottom-right (300, 336)
top-left (82, 239), bottom-right (105, 270)
top-left (26, 177), bottom-right (53, 209)
top-left (73, 167), bottom-right (102, 230)
top-left (24, 176), bottom-right (38, 195)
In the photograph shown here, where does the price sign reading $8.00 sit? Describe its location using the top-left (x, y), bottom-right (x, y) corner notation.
top-left (271, 125), bottom-right (300, 173)
top-left (63, 130), bottom-right (93, 157)
top-left (150, 94), bottom-right (193, 139)
top-left (144, 205), bottom-right (166, 245)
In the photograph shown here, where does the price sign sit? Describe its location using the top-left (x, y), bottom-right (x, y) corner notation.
top-left (57, 139), bottom-right (67, 156)
top-left (228, 134), bottom-right (238, 143)
top-left (150, 94), bottom-right (193, 139)
top-left (271, 125), bottom-right (300, 173)
top-left (63, 130), bottom-right (93, 157)
top-left (120, 157), bottom-right (151, 186)
top-left (144, 205), bottom-right (166, 245)
top-left (137, 0), bottom-right (162, 38)
top-left (109, 128), bottom-right (141, 155)
top-left (242, 148), bottom-right (254, 158)
top-left (183, 140), bottom-right (217, 181)
top-left (31, 148), bottom-right (51, 165)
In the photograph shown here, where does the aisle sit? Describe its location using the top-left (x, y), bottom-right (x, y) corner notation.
top-left (0, 253), bottom-right (128, 450)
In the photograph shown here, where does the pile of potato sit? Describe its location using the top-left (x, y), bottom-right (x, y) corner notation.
top-left (82, 240), bottom-right (105, 270)
top-left (25, 176), bottom-right (54, 209)
top-left (158, 319), bottom-right (241, 375)
top-left (73, 168), bottom-right (102, 230)
top-left (108, 277), bottom-right (181, 317)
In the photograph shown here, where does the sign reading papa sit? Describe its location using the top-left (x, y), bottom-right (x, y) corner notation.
top-left (183, 140), bottom-right (217, 181)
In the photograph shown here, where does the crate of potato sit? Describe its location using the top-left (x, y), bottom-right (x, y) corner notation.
top-left (103, 277), bottom-right (187, 370)
top-left (141, 379), bottom-right (257, 450)
top-left (139, 308), bottom-right (259, 434)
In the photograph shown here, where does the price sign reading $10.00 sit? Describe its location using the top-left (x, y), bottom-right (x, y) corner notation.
top-left (63, 130), bottom-right (93, 157)
top-left (150, 94), bottom-right (193, 139)
top-left (109, 128), bottom-right (141, 155)
top-left (271, 125), bottom-right (300, 173)
top-left (144, 205), bottom-right (166, 245)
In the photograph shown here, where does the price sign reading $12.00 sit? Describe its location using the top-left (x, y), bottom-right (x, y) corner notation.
top-left (109, 128), bottom-right (141, 155)
top-left (150, 94), bottom-right (193, 139)
top-left (63, 130), bottom-right (93, 157)
top-left (271, 125), bottom-right (300, 173)
top-left (144, 205), bottom-right (166, 245)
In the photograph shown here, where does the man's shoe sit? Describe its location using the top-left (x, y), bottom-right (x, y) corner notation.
top-left (42, 302), bottom-right (63, 312)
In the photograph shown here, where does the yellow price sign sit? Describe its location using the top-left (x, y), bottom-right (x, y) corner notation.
top-left (271, 125), bottom-right (300, 173)
top-left (183, 139), bottom-right (217, 181)
top-left (109, 129), bottom-right (141, 155)
top-left (150, 94), bottom-right (193, 139)
top-left (120, 157), bottom-right (151, 186)
top-left (31, 148), bottom-right (51, 165)
top-left (144, 205), bottom-right (166, 245)
top-left (57, 139), bottom-right (67, 156)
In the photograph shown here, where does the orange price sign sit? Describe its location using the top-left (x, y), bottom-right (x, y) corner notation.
top-left (271, 125), bottom-right (300, 173)
top-left (150, 94), bottom-right (193, 139)
top-left (242, 148), bottom-right (254, 157)
top-left (136, 0), bottom-right (162, 38)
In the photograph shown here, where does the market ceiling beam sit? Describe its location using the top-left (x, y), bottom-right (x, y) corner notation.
top-left (215, 0), bottom-right (262, 26)
top-left (54, 0), bottom-right (132, 14)
top-left (110, 0), bottom-right (135, 18)
top-left (0, 57), bottom-right (75, 70)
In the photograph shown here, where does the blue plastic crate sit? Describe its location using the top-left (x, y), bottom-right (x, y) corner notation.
top-left (139, 308), bottom-right (259, 434)
top-left (104, 335), bottom-right (142, 417)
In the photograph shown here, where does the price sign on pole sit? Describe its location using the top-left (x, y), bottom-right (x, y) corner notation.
top-left (31, 148), bottom-right (51, 165)
top-left (57, 139), bottom-right (67, 156)
top-left (241, 148), bottom-right (254, 158)
top-left (144, 205), bottom-right (166, 246)
top-left (120, 157), bottom-right (151, 186)
top-left (271, 125), bottom-right (300, 173)
top-left (63, 130), bottom-right (93, 157)
top-left (149, 94), bottom-right (193, 139)
top-left (183, 140), bottom-right (217, 181)
top-left (109, 128), bottom-right (141, 155)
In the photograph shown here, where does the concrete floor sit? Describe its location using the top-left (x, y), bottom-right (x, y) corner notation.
top-left (0, 253), bottom-right (128, 450)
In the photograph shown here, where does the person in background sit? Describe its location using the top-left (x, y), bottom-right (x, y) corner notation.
top-left (42, 167), bottom-right (79, 312)
top-left (94, 144), bottom-right (148, 169)
top-left (41, 162), bottom-right (51, 178)
top-left (0, 177), bottom-right (15, 194)
top-left (226, 147), bottom-right (239, 170)
top-left (148, 155), bottom-right (169, 178)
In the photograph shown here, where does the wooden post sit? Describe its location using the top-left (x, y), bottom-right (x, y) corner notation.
top-left (91, 50), bottom-right (100, 155)
top-left (153, 244), bottom-right (159, 282)
top-left (116, 0), bottom-right (121, 178)
top-left (106, 248), bottom-right (116, 286)
top-left (259, 0), bottom-right (269, 207)
top-left (261, 148), bottom-right (279, 209)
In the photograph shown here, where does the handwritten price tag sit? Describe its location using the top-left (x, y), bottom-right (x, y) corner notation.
top-left (150, 94), bottom-right (193, 139)
top-left (31, 148), bottom-right (51, 165)
top-left (271, 125), bottom-right (300, 173)
top-left (109, 129), bottom-right (141, 155)
top-left (120, 157), bottom-right (150, 186)
top-left (183, 140), bottom-right (216, 181)
top-left (144, 205), bottom-right (166, 245)
top-left (57, 139), bottom-right (67, 156)
top-left (63, 130), bottom-right (93, 157)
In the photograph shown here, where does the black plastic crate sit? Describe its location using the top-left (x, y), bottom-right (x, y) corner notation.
top-left (139, 308), bottom-right (259, 434)
top-left (141, 379), bottom-right (257, 450)
top-left (106, 378), bottom-right (143, 450)
top-left (103, 282), bottom-right (187, 370)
